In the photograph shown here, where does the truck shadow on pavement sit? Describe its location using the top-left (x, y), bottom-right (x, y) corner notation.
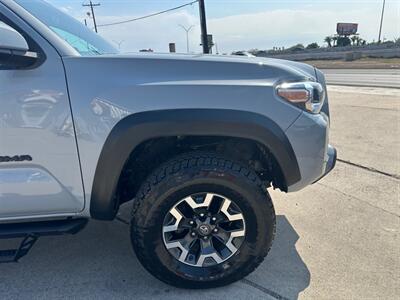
top-left (244, 215), bottom-right (311, 299)
top-left (0, 213), bottom-right (310, 299)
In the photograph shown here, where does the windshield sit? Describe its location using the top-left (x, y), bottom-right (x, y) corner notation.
top-left (15, 0), bottom-right (118, 56)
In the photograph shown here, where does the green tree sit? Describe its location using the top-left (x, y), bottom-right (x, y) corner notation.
top-left (288, 43), bottom-right (305, 52)
top-left (351, 35), bottom-right (358, 46)
top-left (337, 37), bottom-right (351, 47)
top-left (332, 36), bottom-right (338, 47)
top-left (306, 42), bottom-right (319, 49)
top-left (324, 36), bottom-right (332, 47)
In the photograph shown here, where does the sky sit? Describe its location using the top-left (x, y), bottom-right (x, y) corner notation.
top-left (47, 0), bottom-right (399, 53)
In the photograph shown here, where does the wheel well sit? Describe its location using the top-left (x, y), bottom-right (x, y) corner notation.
top-left (116, 136), bottom-right (287, 205)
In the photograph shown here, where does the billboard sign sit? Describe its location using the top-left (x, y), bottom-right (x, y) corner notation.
top-left (337, 23), bottom-right (358, 35)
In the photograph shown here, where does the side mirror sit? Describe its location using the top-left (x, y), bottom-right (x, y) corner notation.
top-left (0, 22), bottom-right (38, 69)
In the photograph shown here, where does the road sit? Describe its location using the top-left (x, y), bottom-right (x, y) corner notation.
top-left (0, 87), bottom-right (399, 299)
top-left (323, 69), bottom-right (400, 88)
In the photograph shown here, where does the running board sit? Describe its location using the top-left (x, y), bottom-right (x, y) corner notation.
top-left (0, 218), bottom-right (87, 263)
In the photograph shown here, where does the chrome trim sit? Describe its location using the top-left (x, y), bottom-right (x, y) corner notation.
top-left (277, 81), bottom-right (326, 114)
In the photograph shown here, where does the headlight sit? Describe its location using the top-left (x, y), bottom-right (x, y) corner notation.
top-left (276, 81), bottom-right (325, 114)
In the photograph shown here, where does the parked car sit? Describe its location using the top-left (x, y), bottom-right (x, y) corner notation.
top-left (231, 50), bottom-right (256, 57)
top-left (0, 0), bottom-right (336, 289)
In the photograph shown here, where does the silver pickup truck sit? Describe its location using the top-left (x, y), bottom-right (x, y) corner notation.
top-left (0, 0), bottom-right (336, 289)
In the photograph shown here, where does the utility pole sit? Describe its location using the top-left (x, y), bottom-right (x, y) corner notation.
top-left (378, 0), bottom-right (386, 43)
top-left (179, 25), bottom-right (195, 53)
top-left (198, 0), bottom-right (209, 54)
top-left (83, 1), bottom-right (100, 33)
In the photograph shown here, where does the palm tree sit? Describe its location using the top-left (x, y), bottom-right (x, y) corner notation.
top-left (332, 36), bottom-right (338, 47)
top-left (324, 36), bottom-right (332, 47)
top-left (351, 35), bottom-right (358, 46)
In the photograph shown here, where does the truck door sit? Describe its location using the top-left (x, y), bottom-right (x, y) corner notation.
top-left (0, 7), bottom-right (84, 220)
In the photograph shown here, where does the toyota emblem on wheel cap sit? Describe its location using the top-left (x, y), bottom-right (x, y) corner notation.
top-left (199, 224), bottom-right (210, 235)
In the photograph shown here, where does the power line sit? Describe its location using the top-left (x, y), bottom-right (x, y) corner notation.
top-left (98, 0), bottom-right (199, 28)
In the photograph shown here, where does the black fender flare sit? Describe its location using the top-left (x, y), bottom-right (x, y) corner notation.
top-left (90, 109), bottom-right (300, 220)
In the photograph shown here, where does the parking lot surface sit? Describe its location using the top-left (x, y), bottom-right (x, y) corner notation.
top-left (0, 86), bottom-right (399, 299)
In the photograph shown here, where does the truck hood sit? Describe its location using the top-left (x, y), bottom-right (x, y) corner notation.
top-left (91, 52), bottom-right (317, 82)
top-left (111, 52), bottom-right (313, 68)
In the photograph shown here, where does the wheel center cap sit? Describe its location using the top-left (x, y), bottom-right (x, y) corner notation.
top-left (198, 224), bottom-right (211, 236)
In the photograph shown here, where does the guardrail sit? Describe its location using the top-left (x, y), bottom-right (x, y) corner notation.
top-left (257, 47), bottom-right (400, 61)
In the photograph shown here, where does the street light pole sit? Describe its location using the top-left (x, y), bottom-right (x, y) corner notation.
top-left (179, 25), bottom-right (195, 53)
top-left (198, 0), bottom-right (209, 54)
top-left (378, 0), bottom-right (386, 43)
top-left (113, 40), bottom-right (124, 50)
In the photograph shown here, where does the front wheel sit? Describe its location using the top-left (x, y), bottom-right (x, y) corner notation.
top-left (130, 152), bottom-right (276, 288)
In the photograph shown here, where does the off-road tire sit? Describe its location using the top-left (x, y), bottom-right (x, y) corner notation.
top-left (130, 152), bottom-right (276, 289)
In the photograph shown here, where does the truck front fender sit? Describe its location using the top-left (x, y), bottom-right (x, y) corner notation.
top-left (90, 109), bottom-right (300, 220)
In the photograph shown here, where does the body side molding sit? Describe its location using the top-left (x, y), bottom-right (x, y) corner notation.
top-left (90, 109), bottom-right (300, 220)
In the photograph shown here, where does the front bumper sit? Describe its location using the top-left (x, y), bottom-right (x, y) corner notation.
top-left (285, 111), bottom-right (335, 192)
top-left (313, 145), bottom-right (337, 183)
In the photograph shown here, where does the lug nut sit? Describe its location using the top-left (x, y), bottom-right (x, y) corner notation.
top-left (199, 213), bottom-right (205, 218)
top-left (191, 232), bottom-right (196, 237)
top-left (189, 220), bottom-right (194, 225)
top-left (213, 228), bottom-right (218, 233)
top-left (203, 236), bottom-right (208, 240)
top-left (211, 217), bottom-right (217, 222)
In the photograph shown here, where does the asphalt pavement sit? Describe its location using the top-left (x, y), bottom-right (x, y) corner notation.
top-left (0, 86), bottom-right (399, 299)
top-left (323, 69), bottom-right (400, 88)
